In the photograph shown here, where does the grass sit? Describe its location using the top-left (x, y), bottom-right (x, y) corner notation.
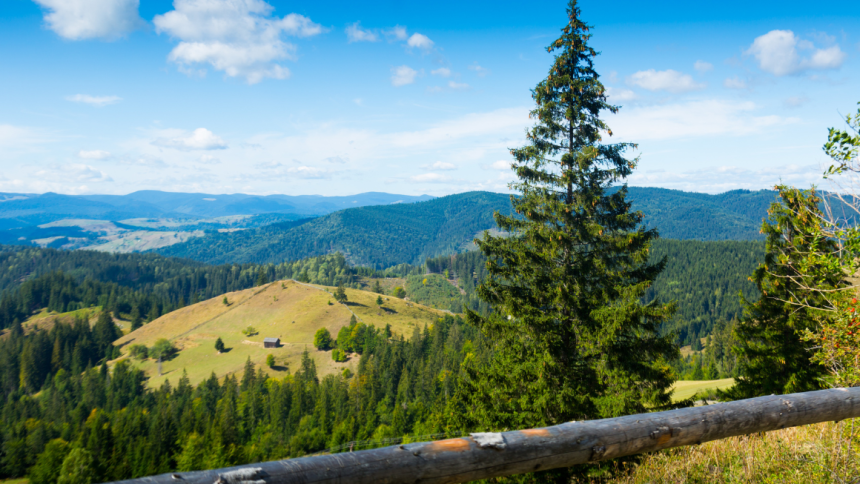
top-left (114, 280), bottom-right (447, 387)
top-left (671, 378), bottom-right (735, 402)
top-left (612, 419), bottom-right (860, 483)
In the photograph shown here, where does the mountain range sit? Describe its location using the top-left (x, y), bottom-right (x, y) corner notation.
top-left (0, 190), bottom-right (434, 228)
top-left (155, 187), bottom-right (779, 268)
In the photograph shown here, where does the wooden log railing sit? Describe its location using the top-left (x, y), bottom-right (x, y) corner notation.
top-left (111, 387), bottom-right (860, 484)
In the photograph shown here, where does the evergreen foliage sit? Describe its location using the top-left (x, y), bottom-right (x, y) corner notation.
top-left (451, 4), bottom-right (678, 480)
top-left (214, 337), bottom-right (225, 352)
top-left (333, 284), bottom-right (348, 304)
top-left (0, 314), bottom-right (474, 482)
top-left (725, 188), bottom-right (835, 399)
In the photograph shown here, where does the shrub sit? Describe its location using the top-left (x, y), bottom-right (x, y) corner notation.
top-left (392, 286), bottom-right (406, 298)
top-left (266, 354), bottom-right (275, 368)
top-left (241, 326), bottom-right (258, 336)
top-left (313, 328), bottom-right (332, 350)
top-left (331, 348), bottom-right (347, 362)
top-left (150, 338), bottom-right (177, 360)
top-left (129, 344), bottom-right (148, 360)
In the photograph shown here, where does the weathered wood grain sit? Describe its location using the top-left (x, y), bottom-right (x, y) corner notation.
top-left (108, 387), bottom-right (860, 484)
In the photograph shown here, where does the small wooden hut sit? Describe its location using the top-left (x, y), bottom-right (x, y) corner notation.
top-left (263, 337), bottom-right (280, 348)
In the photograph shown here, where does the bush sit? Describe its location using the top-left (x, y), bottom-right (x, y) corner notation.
top-left (215, 337), bottom-right (225, 352)
top-left (392, 286), bottom-right (406, 298)
top-left (331, 348), bottom-right (347, 362)
top-left (266, 354), bottom-right (275, 368)
top-left (150, 338), bottom-right (177, 360)
top-left (129, 344), bottom-right (148, 360)
top-left (313, 328), bottom-right (332, 350)
top-left (242, 326), bottom-right (258, 337)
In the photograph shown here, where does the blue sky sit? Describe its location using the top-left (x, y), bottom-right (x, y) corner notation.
top-left (1, 0), bottom-right (858, 197)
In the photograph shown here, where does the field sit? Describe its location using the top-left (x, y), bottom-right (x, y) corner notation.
top-left (613, 419), bottom-right (860, 483)
top-left (671, 378), bottom-right (735, 402)
top-left (113, 280), bottom-right (447, 387)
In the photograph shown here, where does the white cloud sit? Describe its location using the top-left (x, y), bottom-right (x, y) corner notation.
top-left (411, 173), bottom-right (450, 183)
top-left (286, 166), bottom-right (330, 179)
top-left (605, 87), bottom-right (637, 102)
top-left (448, 81), bottom-right (469, 90)
top-left (325, 156), bottom-right (347, 164)
top-left (66, 94), bottom-right (121, 106)
top-left (784, 95), bottom-right (809, 108)
top-left (345, 22), bottom-right (378, 42)
top-left (490, 160), bottom-right (512, 170)
top-left (406, 33), bottom-right (434, 51)
top-left (627, 69), bottom-right (705, 93)
top-left (391, 65), bottom-right (418, 87)
top-left (469, 63), bottom-right (489, 77)
top-left (693, 60), bottom-right (713, 73)
top-left (153, 128), bottom-right (228, 151)
top-left (384, 26), bottom-right (407, 41)
top-left (35, 164), bottom-right (113, 183)
top-left (723, 77), bottom-right (747, 89)
top-left (426, 161), bottom-right (456, 170)
top-left (78, 149), bottom-right (111, 159)
top-left (746, 30), bottom-right (846, 76)
top-left (608, 99), bottom-right (797, 141)
top-left (627, 163), bottom-right (823, 193)
top-left (33, 0), bottom-right (144, 40)
top-left (199, 154), bottom-right (219, 164)
top-left (353, 98), bottom-right (363, 106)
top-left (153, 0), bottom-right (325, 84)
top-left (0, 125), bottom-right (42, 147)
top-left (431, 67), bottom-right (451, 77)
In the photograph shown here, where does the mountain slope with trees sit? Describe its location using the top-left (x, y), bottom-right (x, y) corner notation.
top-left (156, 188), bottom-right (776, 267)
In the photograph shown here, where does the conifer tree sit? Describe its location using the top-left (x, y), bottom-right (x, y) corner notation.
top-left (451, 2), bottom-right (678, 478)
top-left (725, 187), bottom-right (834, 399)
top-left (334, 283), bottom-right (348, 304)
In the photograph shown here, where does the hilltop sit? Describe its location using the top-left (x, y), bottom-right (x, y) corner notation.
top-left (113, 279), bottom-right (447, 387)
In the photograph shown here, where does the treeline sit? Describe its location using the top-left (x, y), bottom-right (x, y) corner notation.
top-left (646, 239), bottom-right (763, 344)
top-left (156, 192), bottom-right (513, 268)
top-left (419, 239), bottom-right (763, 342)
top-left (0, 247), bottom-right (378, 330)
top-left (0, 315), bottom-right (474, 483)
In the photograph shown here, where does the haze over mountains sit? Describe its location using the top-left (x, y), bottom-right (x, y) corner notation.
top-left (0, 187), bottom-right (778, 266)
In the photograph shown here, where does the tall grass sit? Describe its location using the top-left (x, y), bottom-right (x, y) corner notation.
top-left (612, 419), bottom-right (860, 483)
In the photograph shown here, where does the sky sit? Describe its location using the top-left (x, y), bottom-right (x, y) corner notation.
top-left (1, 0), bottom-right (859, 197)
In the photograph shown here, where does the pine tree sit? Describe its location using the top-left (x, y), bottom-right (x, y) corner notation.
top-left (451, 2), bottom-right (677, 478)
top-left (130, 305), bottom-right (142, 331)
top-left (372, 280), bottom-right (383, 294)
top-left (214, 337), bottom-right (225, 353)
top-left (725, 187), bottom-right (833, 399)
top-left (333, 284), bottom-right (348, 304)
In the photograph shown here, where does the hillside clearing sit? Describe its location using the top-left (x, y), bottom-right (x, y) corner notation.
top-left (114, 280), bottom-right (447, 387)
top-left (671, 378), bottom-right (735, 402)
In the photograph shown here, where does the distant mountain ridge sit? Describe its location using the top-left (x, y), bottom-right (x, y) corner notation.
top-left (156, 187), bottom-right (779, 268)
top-left (0, 190), bottom-right (435, 227)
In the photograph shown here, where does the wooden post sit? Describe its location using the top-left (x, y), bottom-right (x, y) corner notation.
top-left (107, 387), bottom-right (860, 484)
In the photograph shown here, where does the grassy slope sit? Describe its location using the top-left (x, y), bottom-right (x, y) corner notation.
top-left (670, 378), bottom-right (735, 402)
top-left (114, 280), bottom-right (447, 387)
top-left (614, 419), bottom-right (858, 483)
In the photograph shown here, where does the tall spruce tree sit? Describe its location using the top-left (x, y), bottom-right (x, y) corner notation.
top-left (451, 2), bottom-right (678, 476)
top-left (725, 187), bottom-right (834, 399)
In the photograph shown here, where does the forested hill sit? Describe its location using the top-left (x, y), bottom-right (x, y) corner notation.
top-left (156, 191), bottom-right (513, 268)
top-left (156, 188), bottom-right (776, 267)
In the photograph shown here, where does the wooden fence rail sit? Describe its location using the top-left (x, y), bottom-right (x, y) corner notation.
top-left (110, 387), bottom-right (860, 484)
